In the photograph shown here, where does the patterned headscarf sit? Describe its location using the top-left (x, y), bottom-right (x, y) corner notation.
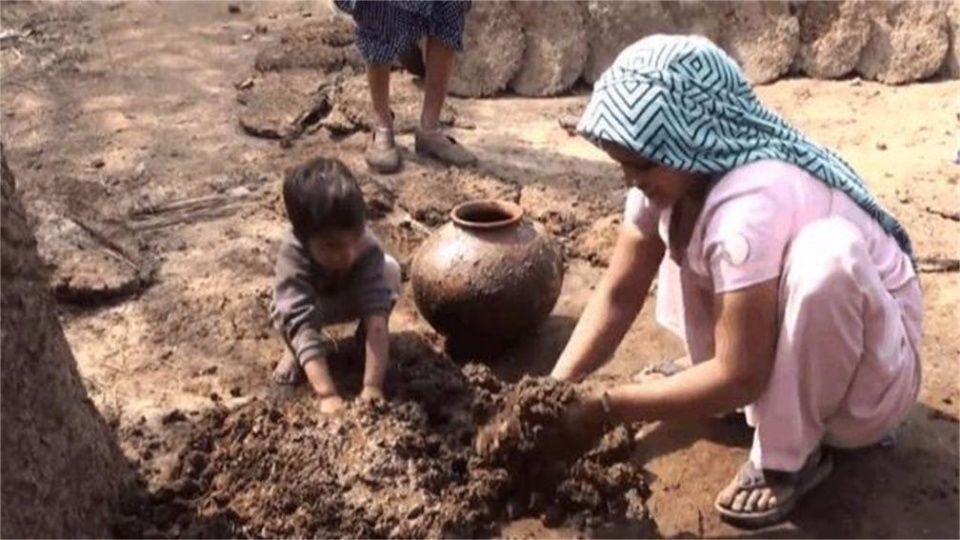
top-left (578, 34), bottom-right (914, 260)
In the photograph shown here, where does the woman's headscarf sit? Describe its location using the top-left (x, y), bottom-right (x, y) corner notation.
top-left (578, 34), bottom-right (913, 260)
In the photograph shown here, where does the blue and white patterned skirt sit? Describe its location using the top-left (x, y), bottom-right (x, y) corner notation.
top-left (334, 0), bottom-right (470, 64)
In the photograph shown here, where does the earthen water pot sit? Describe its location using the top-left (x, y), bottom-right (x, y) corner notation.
top-left (411, 200), bottom-right (564, 346)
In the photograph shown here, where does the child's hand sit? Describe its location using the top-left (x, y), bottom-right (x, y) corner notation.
top-left (359, 385), bottom-right (385, 402)
top-left (318, 394), bottom-right (345, 415)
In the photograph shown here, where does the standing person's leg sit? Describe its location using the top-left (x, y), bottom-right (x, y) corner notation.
top-left (420, 37), bottom-right (455, 131)
top-left (414, 12), bottom-right (476, 166)
top-left (343, 0), bottom-right (404, 174)
top-left (364, 62), bottom-right (401, 174)
top-left (715, 217), bottom-right (920, 526)
top-left (368, 63), bottom-right (393, 131)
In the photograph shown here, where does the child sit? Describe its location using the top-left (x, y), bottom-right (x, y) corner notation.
top-left (271, 157), bottom-right (402, 414)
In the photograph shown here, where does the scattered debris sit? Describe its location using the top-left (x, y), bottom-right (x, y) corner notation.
top-left (918, 257), bottom-right (960, 274)
top-left (160, 409), bottom-right (188, 425)
top-left (924, 206), bottom-right (960, 222)
top-left (118, 353), bottom-right (657, 538)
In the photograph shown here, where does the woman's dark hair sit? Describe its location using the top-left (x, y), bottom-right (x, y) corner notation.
top-left (282, 157), bottom-right (366, 242)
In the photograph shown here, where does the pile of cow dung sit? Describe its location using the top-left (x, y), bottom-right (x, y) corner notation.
top-left (114, 338), bottom-right (657, 538)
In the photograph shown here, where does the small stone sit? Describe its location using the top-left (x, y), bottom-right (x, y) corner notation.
top-left (255, 24), bottom-right (268, 34)
top-left (876, 142), bottom-right (888, 151)
top-left (91, 158), bottom-right (106, 168)
top-left (229, 386), bottom-right (242, 397)
top-left (227, 2), bottom-right (240, 14)
top-left (184, 450), bottom-right (209, 477)
top-left (161, 409), bottom-right (188, 425)
top-left (209, 392), bottom-right (221, 402)
top-left (199, 365), bottom-right (218, 376)
top-left (241, 33), bottom-right (253, 42)
top-left (406, 504), bottom-right (424, 519)
top-left (301, 11), bottom-right (312, 18)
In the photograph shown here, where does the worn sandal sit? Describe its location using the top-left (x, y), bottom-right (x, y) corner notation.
top-left (714, 448), bottom-right (833, 528)
top-left (365, 127), bottom-right (401, 174)
top-left (414, 128), bottom-right (477, 167)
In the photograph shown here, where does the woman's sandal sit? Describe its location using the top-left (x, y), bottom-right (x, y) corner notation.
top-left (414, 128), bottom-right (477, 167)
top-left (714, 448), bottom-right (834, 528)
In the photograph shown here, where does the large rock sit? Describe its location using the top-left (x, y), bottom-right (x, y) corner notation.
top-left (583, 1), bottom-right (675, 83)
top-left (449, 1), bottom-right (525, 97)
top-left (664, 2), bottom-right (724, 43)
top-left (509, 1), bottom-right (588, 96)
top-left (717, 1), bottom-right (800, 84)
top-left (943, 0), bottom-right (960, 78)
top-left (856, 1), bottom-right (949, 84)
top-left (794, 0), bottom-right (873, 79)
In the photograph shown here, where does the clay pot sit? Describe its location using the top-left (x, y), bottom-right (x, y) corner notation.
top-left (411, 200), bottom-right (564, 347)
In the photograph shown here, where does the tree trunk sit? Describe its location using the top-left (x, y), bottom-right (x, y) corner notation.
top-left (1, 148), bottom-right (128, 537)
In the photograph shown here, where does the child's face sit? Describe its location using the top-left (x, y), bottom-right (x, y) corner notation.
top-left (307, 227), bottom-right (366, 272)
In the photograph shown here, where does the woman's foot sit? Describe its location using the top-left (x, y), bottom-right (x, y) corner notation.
top-left (714, 448), bottom-right (833, 528)
top-left (414, 128), bottom-right (476, 167)
top-left (272, 353), bottom-right (305, 385)
top-left (365, 127), bottom-right (401, 174)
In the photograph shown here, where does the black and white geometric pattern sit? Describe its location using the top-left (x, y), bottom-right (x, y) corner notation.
top-left (578, 34), bottom-right (914, 262)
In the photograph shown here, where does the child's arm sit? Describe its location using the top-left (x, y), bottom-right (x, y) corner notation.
top-left (360, 313), bottom-right (390, 401)
top-left (274, 235), bottom-right (344, 412)
top-left (302, 356), bottom-right (345, 413)
top-left (351, 247), bottom-right (397, 401)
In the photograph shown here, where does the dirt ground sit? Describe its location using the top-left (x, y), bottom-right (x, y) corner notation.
top-left (1, 1), bottom-right (957, 538)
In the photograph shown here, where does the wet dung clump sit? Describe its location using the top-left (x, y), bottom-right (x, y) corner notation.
top-left (120, 343), bottom-right (657, 538)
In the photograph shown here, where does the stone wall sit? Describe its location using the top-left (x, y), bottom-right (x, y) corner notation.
top-left (445, 0), bottom-right (957, 97)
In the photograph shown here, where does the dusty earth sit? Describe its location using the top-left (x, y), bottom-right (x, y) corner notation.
top-left (1, 1), bottom-right (958, 538)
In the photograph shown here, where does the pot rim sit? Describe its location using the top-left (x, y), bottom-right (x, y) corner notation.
top-left (450, 199), bottom-right (524, 230)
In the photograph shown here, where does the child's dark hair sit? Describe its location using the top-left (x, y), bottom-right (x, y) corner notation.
top-left (282, 157), bottom-right (365, 242)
